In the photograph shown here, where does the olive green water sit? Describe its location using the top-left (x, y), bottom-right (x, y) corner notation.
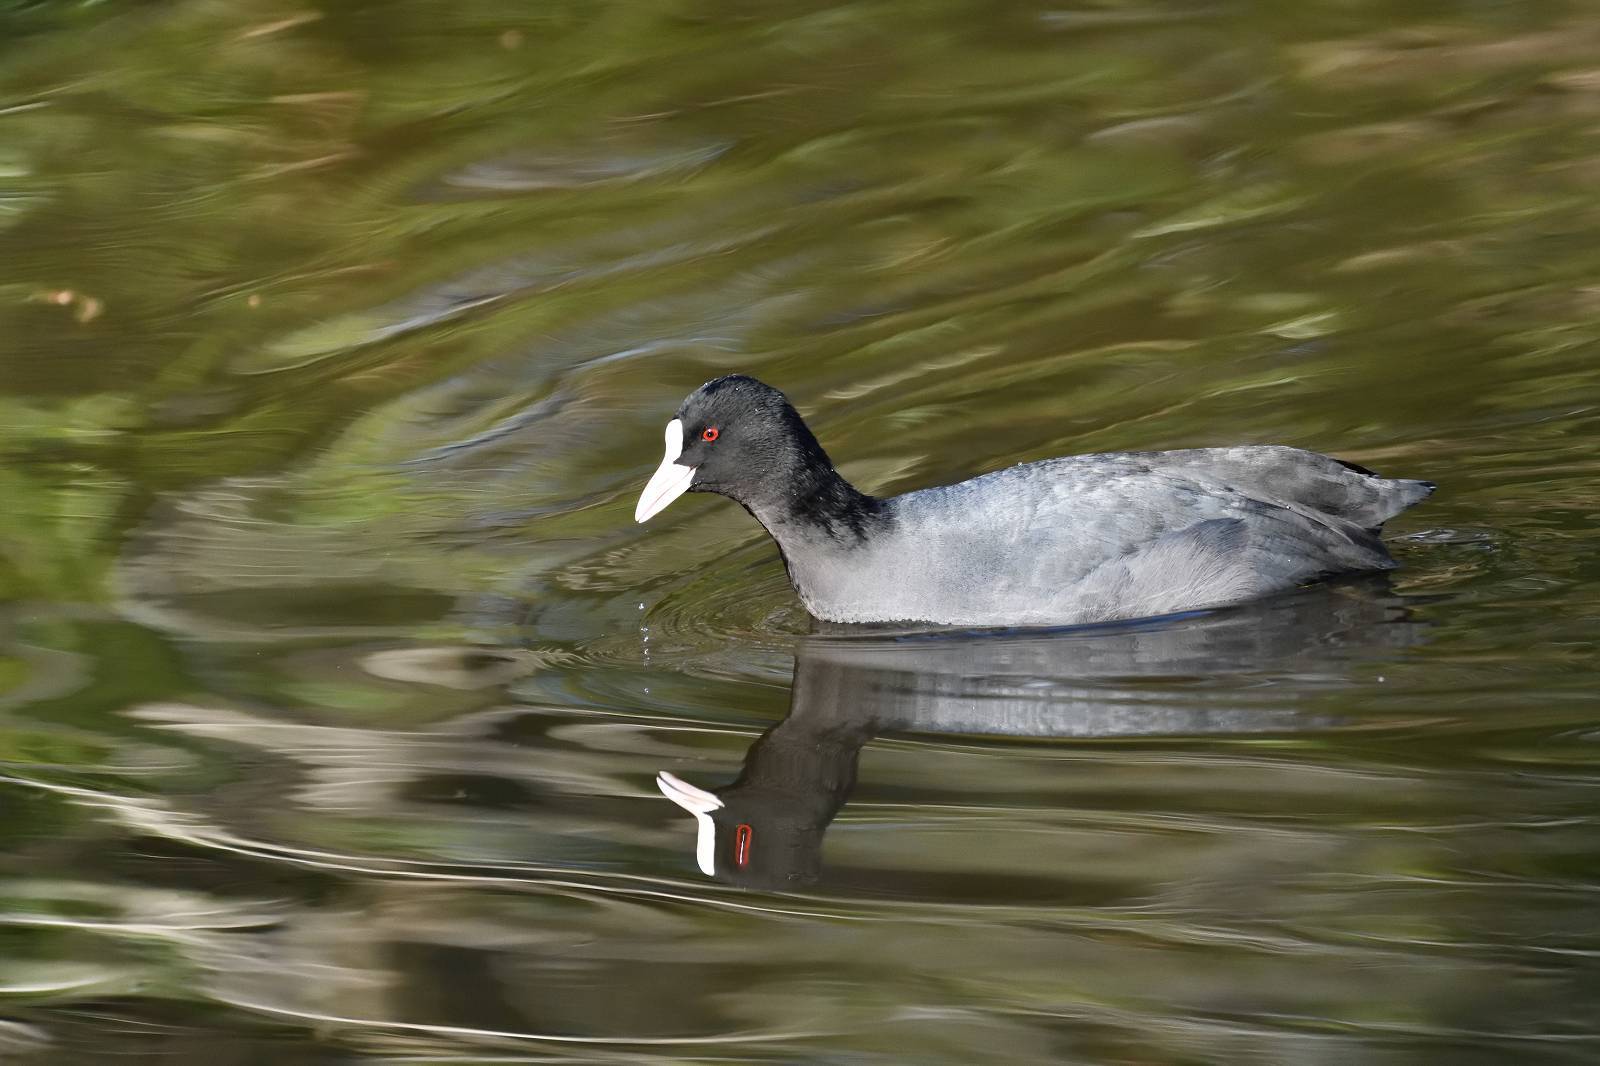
top-left (3, 1), bottom-right (1600, 1062)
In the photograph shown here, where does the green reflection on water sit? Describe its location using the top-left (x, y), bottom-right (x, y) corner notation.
top-left (2, 0), bottom-right (1600, 1062)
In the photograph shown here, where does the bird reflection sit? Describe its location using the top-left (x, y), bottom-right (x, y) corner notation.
top-left (659, 579), bottom-right (1428, 888)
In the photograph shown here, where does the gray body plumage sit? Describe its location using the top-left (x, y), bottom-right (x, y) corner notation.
top-left (758, 445), bottom-right (1433, 627)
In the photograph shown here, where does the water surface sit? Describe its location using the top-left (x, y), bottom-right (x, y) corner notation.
top-left (3, 1), bottom-right (1600, 1062)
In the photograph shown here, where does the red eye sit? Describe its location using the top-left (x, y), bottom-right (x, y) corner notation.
top-left (702, 427), bottom-right (719, 442)
top-left (734, 823), bottom-right (753, 867)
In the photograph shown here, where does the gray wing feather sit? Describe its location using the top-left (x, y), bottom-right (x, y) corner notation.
top-left (1102, 446), bottom-right (1435, 529)
top-left (788, 445), bottom-right (1433, 626)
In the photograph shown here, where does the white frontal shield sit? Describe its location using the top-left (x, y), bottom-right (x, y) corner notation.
top-left (634, 419), bottom-right (695, 523)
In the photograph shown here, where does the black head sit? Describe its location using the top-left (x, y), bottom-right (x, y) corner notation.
top-left (634, 375), bottom-right (878, 536)
top-left (677, 374), bottom-right (819, 496)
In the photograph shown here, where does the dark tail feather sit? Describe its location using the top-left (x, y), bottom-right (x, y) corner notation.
top-left (1370, 477), bottom-right (1435, 528)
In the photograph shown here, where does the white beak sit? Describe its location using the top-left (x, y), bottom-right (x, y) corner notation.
top-left (634, 419), bottom-right (696, 523)
top-left (657, 770), bottom-right (723, 877)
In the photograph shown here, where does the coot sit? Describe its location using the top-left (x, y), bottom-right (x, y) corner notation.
top-left (635, 375), bottom-right (1433, 627)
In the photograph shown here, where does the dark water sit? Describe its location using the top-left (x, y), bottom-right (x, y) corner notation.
top-left (3, 1), bottom-right (1600, 1062)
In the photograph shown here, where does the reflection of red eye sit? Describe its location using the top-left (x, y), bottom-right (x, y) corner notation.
top-left (702, 427), bottom-right (719, 442)
top-left (734, 823), bottom-right (753, 867)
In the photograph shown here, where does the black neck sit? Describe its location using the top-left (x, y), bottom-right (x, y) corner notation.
top-left (751, 415), bottom-right (884, 542)
top-left (778, 462), bottom-right (882, 540)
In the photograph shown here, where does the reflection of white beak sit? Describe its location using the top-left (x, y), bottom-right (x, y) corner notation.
top-left (657, 770), bottom-right (723, 877)
top-left (634, 419), bottom-right (696, 523)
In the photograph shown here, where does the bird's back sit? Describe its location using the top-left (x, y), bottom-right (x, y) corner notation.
top-left (786, 445), bottom-right (1432, 626)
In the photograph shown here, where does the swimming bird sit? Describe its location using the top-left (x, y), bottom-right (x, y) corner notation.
top-left (634, 375), bottom-right (1433, 627)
